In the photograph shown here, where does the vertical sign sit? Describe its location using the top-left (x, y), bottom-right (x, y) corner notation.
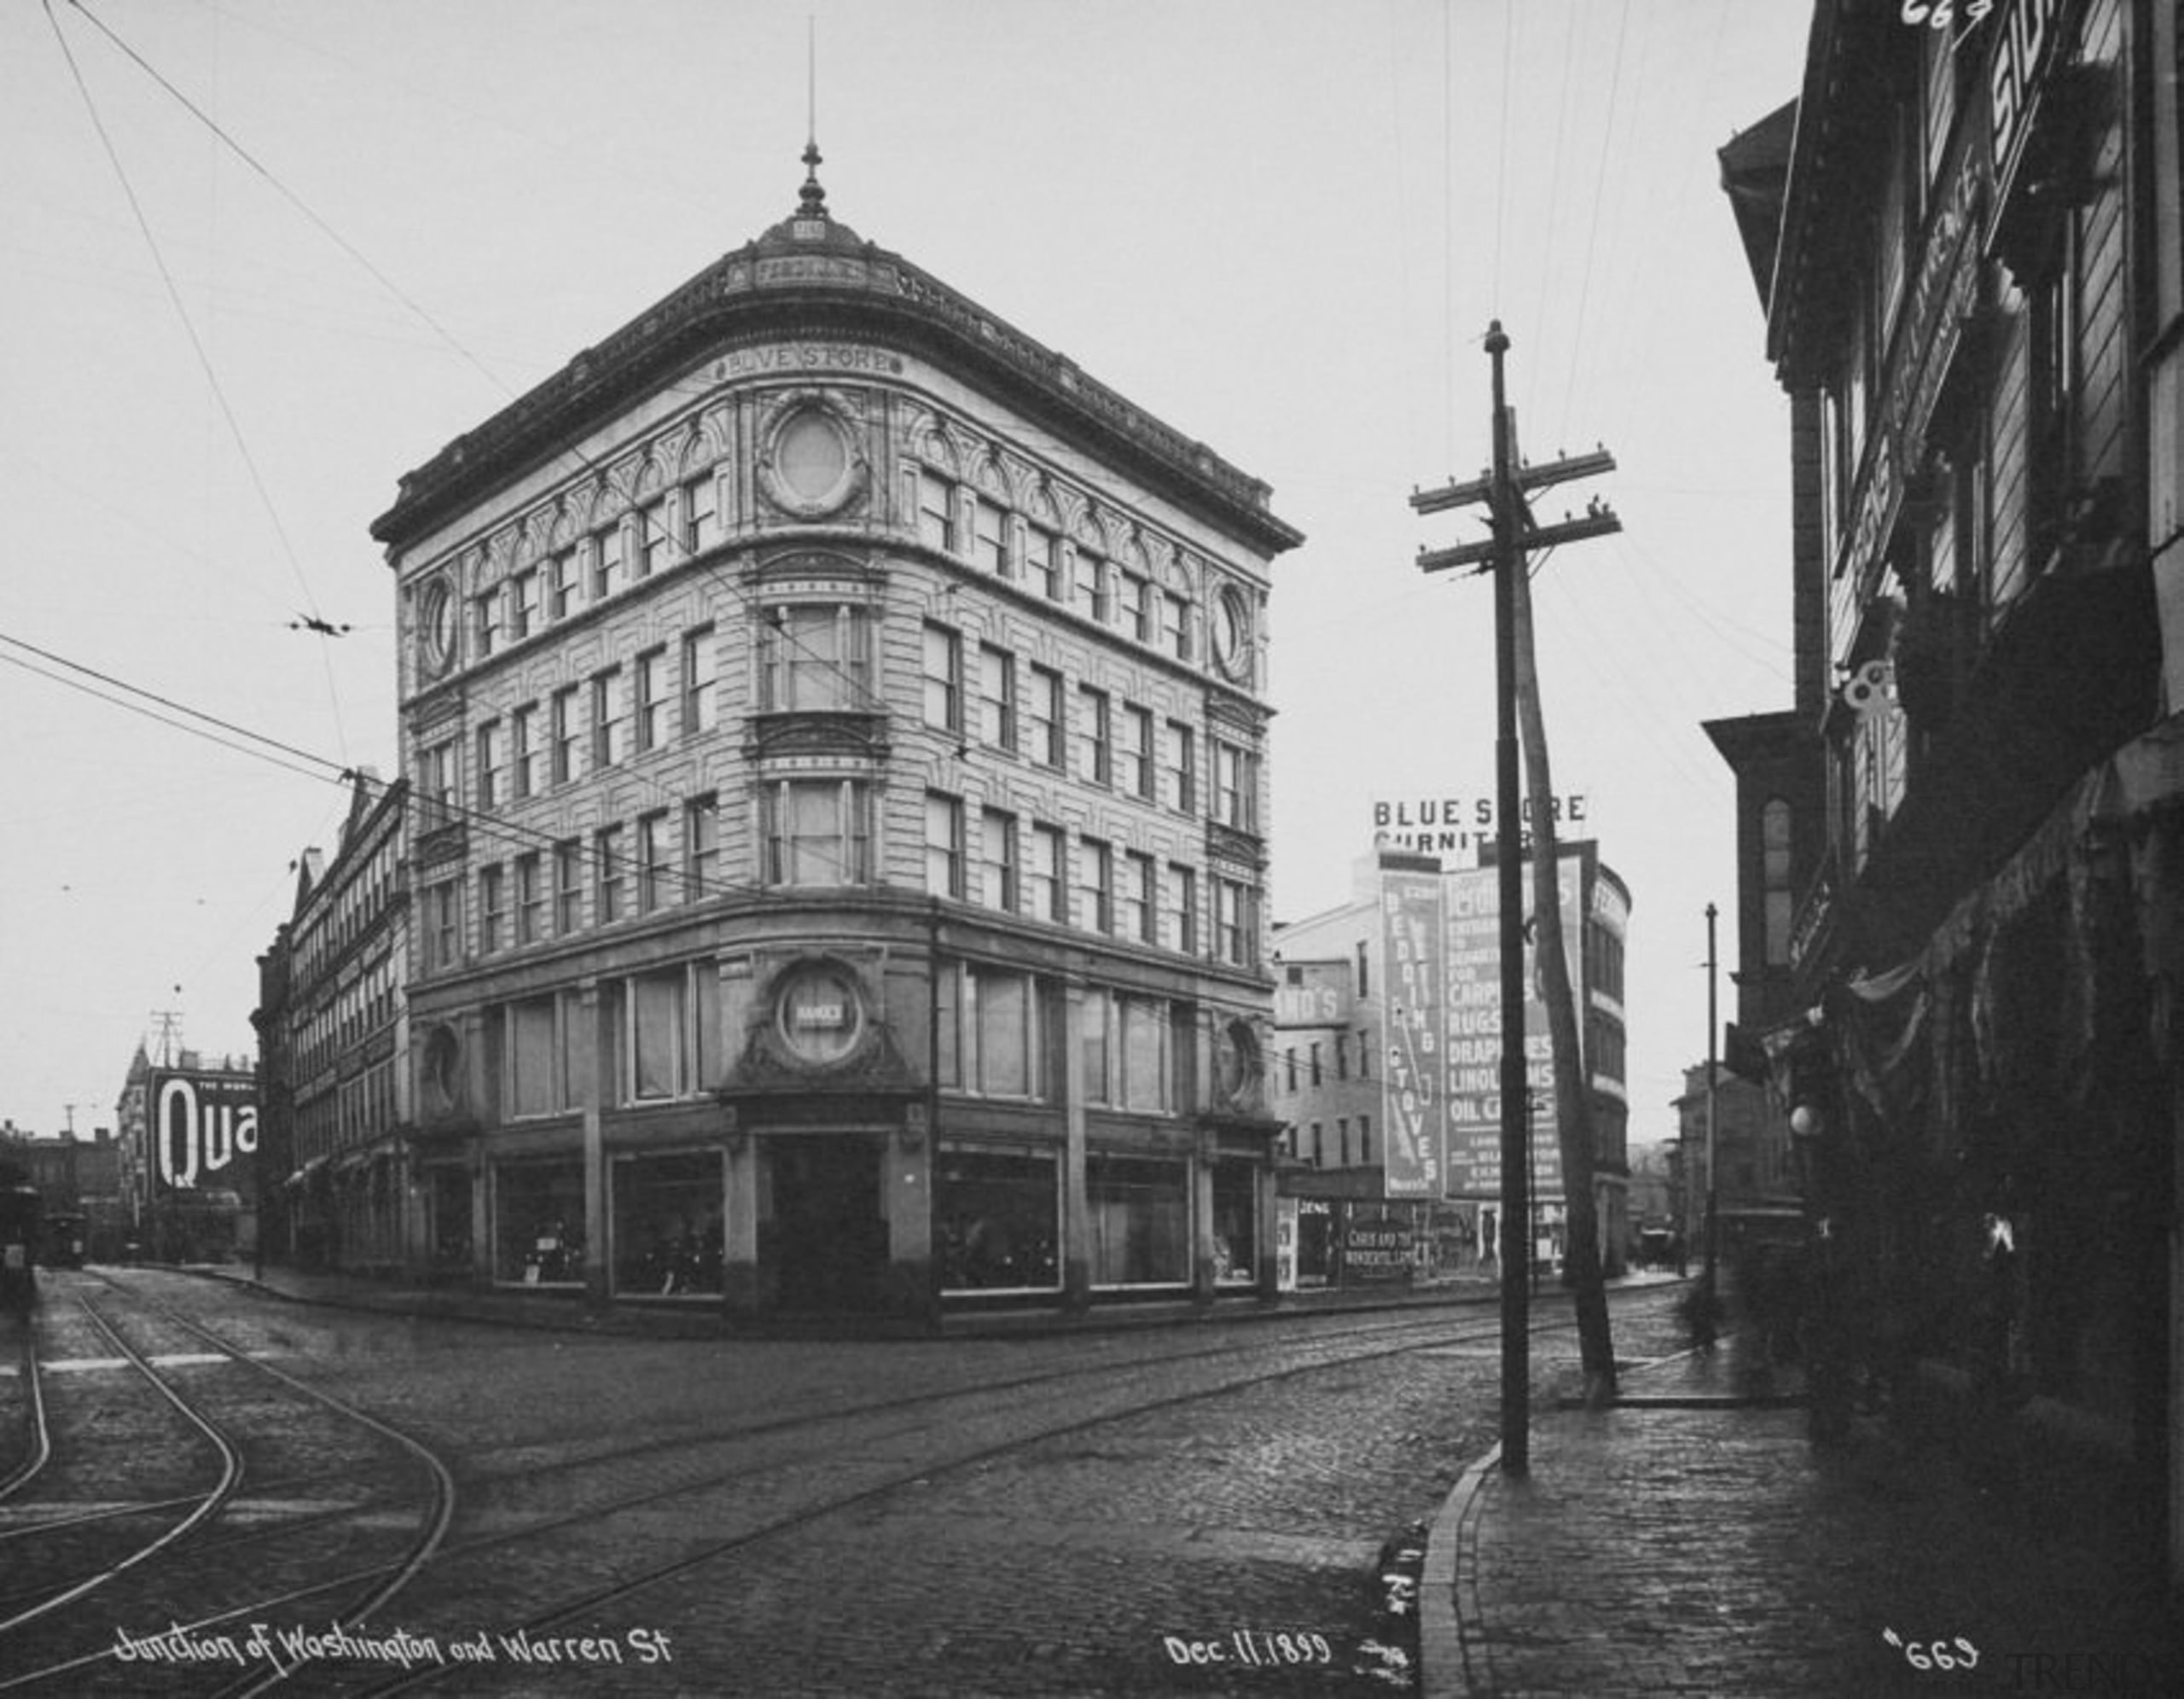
top-left (1439, 855), bottom-right (1585, 1200)
top-left (1380, 869), bottom-right (1445, 1198)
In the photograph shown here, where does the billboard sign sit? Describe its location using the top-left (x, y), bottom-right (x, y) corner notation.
top-left (1439, 858), bottom-right (1583, 1201)
top-left (1379, 868), bottom-right (1445, 1198)
top-left (149, 1070), bottom-right (258, 1197)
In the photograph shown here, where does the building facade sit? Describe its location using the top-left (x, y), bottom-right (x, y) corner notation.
top-left (1713, 0), bottom-right (2184, 1578)
top-left (368, 158), bottom-right (1301, 1322)
top-left (1272, 845), bottom-right (1632, 1278)
top-left (255, 770), bottom-right (413, 1274)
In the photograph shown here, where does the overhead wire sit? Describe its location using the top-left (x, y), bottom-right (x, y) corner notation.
top-left (42, 0), bottom-right (351, 761)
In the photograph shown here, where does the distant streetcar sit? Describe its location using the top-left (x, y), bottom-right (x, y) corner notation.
top-left (0, 1164), bottom-right (42, 1306)
top-left (43, 1211), bottom-right (88, 1270)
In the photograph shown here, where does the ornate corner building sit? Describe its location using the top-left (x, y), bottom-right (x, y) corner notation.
top-left (1711, 0), bottom-right (2184, 1577)
top-left (364, 155), bottom-right (1302, 1323)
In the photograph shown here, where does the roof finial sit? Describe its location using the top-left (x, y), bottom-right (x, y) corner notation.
top-left (798, 16), bottom-right (828, 221)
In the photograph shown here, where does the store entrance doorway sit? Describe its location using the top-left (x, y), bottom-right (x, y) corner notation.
top-left (768, 1134), bottom-right (887, 1312)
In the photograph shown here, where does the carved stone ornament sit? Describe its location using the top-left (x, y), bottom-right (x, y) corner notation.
top-left (755, 391), bottom-right (869, 521)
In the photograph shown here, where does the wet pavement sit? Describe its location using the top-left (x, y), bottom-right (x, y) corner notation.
top-left (1422, 1331), bottom-right (2184, 1697)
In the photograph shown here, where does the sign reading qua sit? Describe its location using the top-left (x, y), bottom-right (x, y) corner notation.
top-left (151, 1070), bottom-right (258, 1194)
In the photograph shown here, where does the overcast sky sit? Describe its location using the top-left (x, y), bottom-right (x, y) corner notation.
top-left (0, 0), bottom-right (1811, 1147)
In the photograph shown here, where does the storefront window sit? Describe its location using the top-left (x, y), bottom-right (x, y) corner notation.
top-left (935, 1143), bottom-right (1060, 1293)
top-left (612, 1150), bottom-right (723, 1297)
top-left (495, 1159), bottom-right (585, 1285)
top-left (1211, 1161), bottom-right (1258, 1287)
top-left (430, 1166), bottom-right (471, 1275)
top-left (1087, 1154), bottom-right (1188, 1287)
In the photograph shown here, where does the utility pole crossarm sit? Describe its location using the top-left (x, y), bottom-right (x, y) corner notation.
top-left (1518, 509), bottom-right (1623, 551)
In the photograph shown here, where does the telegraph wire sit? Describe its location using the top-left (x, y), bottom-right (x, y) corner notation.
top-left (42, 0), bottom-right (351, 759)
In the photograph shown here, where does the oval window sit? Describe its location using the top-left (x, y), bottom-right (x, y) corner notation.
top-left (776, 410), bottom-right (851, 506)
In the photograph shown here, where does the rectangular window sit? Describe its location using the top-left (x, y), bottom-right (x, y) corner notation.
top-left (979, 807), bottom-right (1017, 912)
top-left (510, 571), bottom-right (539, 641)
top-left (419, 739), bottom-right (456, 829)
top-left (1121, 705), bottom-right (1154, 800)
top-left (511, 704), bottom-right (538, 800)
top-left (682, 469), bottom-right (718, 554)
top-left (1213, 741), bottom-right (1257, 831)
top-left (636, 812), bottom-right (670, 913)
top-left (936, 1143), bottom-right (1060, 1293)
top-left (479, 863), bottom-right (506, 954)
top-left (595, 824), bottom-right (625, 923)
top-left (476, 719), bottom-right (504, 810)
top-left (635, 648), bottom-right (667, 753)
top-left (592, 521), bottom-right (624, 599)
top-left (1082, 988), bottom-right (1111, 1105)
top-left (765, 604), bottom-right (873, 711)
top-left (1122, 852), bottom-right (1157, 945)
top-left (1166, 721), bottom-right (1196, 813)
top-left (591, 668), bottom-right (624, 768)
top-left (549, 546), bottom-right (578, 620)
top-left (682, 625), bottom-right (717, 736)
top-left (1026, 823), bottom-right (1065, 922)
top-left (636, 494), bottom-right (670, 579)
top-left (918, 468), bottom-right (958, 553)
top-left (1077, 836), bottom-right (1113, 934)
top-left (630, 968), bottom-right (685, 1101)
top-left (1087, 1155), bottom-right (1189, 1287)
top-left (1077, 685), bottom-right (1111, 786)
top-left (1073, 550), bottom-right (1107, 620)
top-left (1027, 665), bottom-right (1064, 769)
top-left (979, 643), bottom-right (1017, 752)
top-left (1121, 572), bottom-right (1153, 642)
top-left (923, 622), bottom-right (963, 731)
top-left (764, 779), bottom-right (871, 886)
top-left (926, 791), bottom-right (966, 899)
top-left (515, 852), bottom-right (543, 945)
top-left (554, 839), bottom-right (583, 933)
top-left (427, 879), bottom-right (460, 972)
top-left (685, 794), bottom-right (719, 902)
top-left (973, 497), bottom-right (1008, 574)
top-left (551, 685), bottom-right (582, 784)
top-left (1025, 523), bottom-right (1063, 600)
top-left (476, 585), bottom-right (503, 657)
top-left (1165, 863), bottom-right (1198, 954)
top-left (508, 997), bottom-right (558, 1119)
top-left (1163, 592), bottom-right (1191, 660)
top-left (1215, 876), bottom-right (1256, 967)
top-left (1119, 997), bottom-right (1170, 1112)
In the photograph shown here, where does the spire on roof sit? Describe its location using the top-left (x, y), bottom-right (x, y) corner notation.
top-left (799, 138), bottom-right (828, 223)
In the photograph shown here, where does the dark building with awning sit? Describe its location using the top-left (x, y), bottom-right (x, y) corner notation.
top-left (1710, 0), bottom-right (2184, 1584)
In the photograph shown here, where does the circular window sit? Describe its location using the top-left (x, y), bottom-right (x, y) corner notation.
top-left (419, 578), bottom-right (456, 674)
top-left (760, 400), bottom-right (863, 518)
top-left (775, 962), bottom-right (864, 1066)
top-left (1211, 585), bottom-right (1253, 682)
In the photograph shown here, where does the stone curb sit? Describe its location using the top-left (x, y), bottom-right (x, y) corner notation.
top-left (1420, 1438), bottom-right (1501, 1698)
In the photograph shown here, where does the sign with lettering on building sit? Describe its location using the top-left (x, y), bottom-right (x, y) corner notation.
top-left (1370, 792), bottom-right (1590, 863)
top-left (1379, 868), bottom-right (1446, 1198)
top-left (148, 1069), bottom-right (258, 1196)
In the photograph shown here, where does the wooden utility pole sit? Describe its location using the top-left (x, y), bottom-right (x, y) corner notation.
top-left (1412, 321), bottom-right (1625, 1455)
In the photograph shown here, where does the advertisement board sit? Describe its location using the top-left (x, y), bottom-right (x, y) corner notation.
top-left (148, 1069), bottom-right (259, 1199)
top-left (1378, 868), bottom-right (1446, 1198)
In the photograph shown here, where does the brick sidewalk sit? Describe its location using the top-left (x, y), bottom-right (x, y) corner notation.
top-left (1422, 1338), bottom-right (2184, 1697)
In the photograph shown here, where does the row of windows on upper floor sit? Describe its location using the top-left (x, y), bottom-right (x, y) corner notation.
top-left (1285, 1115), bottom-right (1374, 1171)
top-left (483, 958), bottom-right (1218, 1124)
top-left (292, 1054), bottom-right (398, 1168)
top-left (418, 612), bottom-right (1262, 836)
top-left (292, 836), bottom-right (402, 989)
top-left (441, 457), bottom-right (1251, 687)
top-left (419, 786), bottom-right (1264, 977)
top-left (292, 953), bottom-right (400, 1083)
